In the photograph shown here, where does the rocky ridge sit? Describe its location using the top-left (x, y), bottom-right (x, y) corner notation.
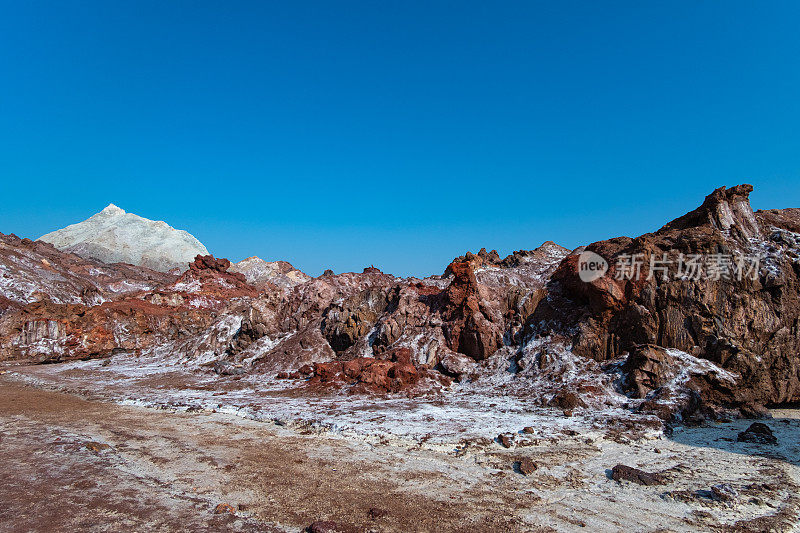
top-left (2, 185), bottom-right (799, 427)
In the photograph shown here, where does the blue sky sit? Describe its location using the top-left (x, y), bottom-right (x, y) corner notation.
top-left (1, 1), bottom-right (799, 277)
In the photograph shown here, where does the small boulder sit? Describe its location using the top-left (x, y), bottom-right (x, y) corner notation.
top-left (737, 422), bottom-right (777, 444)
top-left (84, 441), bottom-right (111, 453)
top-left (711, 483), bottom-right (737, 502)
top-left (498, 433), bottom-right (514, 448)
top-left (547, 390), bottom-right (586, 410)
top-left (213, 361), bottom-right (244, 376)
top-left (610, 464), bottom-right (665, 486)
top-left (518, 458), bottom-right (538, 475)
top-left (439, 351), bottom-right (479, 381)
top-left (213, 503), bottom-right (236, 515)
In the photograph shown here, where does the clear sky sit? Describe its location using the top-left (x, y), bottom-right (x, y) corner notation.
top-left (1, 2), bottom-right (799, 277)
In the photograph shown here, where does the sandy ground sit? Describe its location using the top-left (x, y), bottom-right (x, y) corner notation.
top-left (1, 361), bottom-right (799, 532)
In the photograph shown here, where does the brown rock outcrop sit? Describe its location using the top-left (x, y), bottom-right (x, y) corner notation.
top-left (185, 255), bottom-right (248, 285)
top-left (534, 184), bottom-right (800, 408)
top-left (304, 348), bottom-right (448, 393)
top-left (620, 345), bottom-right (680, 399)
top-left (441, 261), bottom-right (503, 360)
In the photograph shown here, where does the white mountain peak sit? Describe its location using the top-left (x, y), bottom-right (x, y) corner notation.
top-left (100, 203), bottom-right (126, 216)
top-left (38, 205), bottom-right (209, 272)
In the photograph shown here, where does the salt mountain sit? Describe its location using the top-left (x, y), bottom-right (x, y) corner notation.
top-left (38, 204), bottom-right (209, 272)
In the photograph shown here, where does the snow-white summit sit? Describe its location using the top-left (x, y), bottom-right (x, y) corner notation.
top-left (38, 204), bottom-right (209, 272)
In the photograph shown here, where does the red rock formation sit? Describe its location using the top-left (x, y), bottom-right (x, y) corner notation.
top-left (444, 248), bottom-right (501, 274)
top-left (184, 254), bottom-right (248, 284)
top-left (0, 248), bottom-right (255, 362)
top-left (303, 348), bottom-right (449, 393)
top-left (441, 261), bottom-right (503, 360)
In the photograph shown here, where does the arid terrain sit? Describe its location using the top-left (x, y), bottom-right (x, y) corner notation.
top-left (1, 184), bottom-right (799, 531)
top-left (1, 368), bottom-right (798, 532)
